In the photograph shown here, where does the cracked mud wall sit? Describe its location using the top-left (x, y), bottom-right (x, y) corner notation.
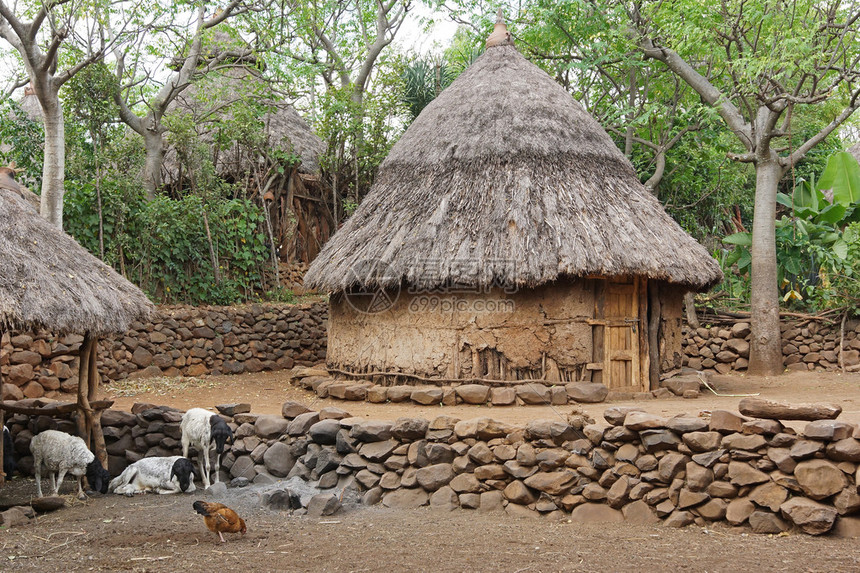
top-left (327, 280), bottom-right (597, 382)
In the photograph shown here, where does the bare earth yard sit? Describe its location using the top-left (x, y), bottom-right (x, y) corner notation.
top-left (2, 370), bottom-right (860, 572)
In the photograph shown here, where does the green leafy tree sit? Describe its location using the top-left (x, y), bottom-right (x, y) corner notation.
top-left (0, 0), bottom-right (132, 226)
top-left (626, 0), bottom-right (860, 375)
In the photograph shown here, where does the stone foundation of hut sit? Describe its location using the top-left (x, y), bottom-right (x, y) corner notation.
top-left (4, 399), bottom-right (860, 536)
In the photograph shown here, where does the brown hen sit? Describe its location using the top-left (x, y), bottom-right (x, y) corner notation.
top-left (193, 500), bottom-right (247, 543)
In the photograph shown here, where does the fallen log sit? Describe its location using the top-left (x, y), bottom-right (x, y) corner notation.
top-left (738, 397), bottom-right (842, 421)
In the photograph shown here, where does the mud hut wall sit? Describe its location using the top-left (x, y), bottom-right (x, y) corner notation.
top-left (0, 302), bottom-right (328, 400)
top-left (5, 405), bottom-right (859, 535)
top-left (656, 284), bottom-right (687, 373)
top-left (326, 281), bottom-right (596, 382)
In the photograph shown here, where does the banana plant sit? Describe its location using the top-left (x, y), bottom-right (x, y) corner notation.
top-left (722, 150), bottom-right (860, 306)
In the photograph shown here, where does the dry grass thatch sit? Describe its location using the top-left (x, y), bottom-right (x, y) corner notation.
top-left (0, 188), bottom-right (154, 335)
top-left (162, 66), bottom-right (324, 183)
top-left (305, 44), bottom-right (723, 293)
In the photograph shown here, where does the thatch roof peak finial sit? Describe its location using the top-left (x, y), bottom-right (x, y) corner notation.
top-left (485, 9), bottom-right (513, 48)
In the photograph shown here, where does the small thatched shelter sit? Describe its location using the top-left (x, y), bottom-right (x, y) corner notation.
top-left (163, 36), bottom-right (332, 264)
top-left (0, 183), bottom-right (154, 484)
top-left (305, 17), bottom-right (722, 393)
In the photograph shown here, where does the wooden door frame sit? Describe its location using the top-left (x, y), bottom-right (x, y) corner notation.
top-left (590, 276), bottom-right (649, 393)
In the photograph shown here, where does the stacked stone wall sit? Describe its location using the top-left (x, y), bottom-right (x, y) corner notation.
top-left (682, 318), bottom-right (860, 375)
top-left (6, 400), bottom-right (860, 535)
top-left (0, 302), bottom-right (328, 400)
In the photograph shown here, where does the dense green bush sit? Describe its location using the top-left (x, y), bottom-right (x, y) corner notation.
top-left (65, 186), bottom-right (271, 305)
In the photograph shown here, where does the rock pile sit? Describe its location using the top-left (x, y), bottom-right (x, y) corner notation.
top-left (0, 302), bottom-right (328, 399)
top-left (7, 397), bottom-right (860, 536)
top-left (682, 319), bottom-right (860, 375)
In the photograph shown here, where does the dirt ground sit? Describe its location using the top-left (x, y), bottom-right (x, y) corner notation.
top-left (2, 369), bottom-right (860, 572)
top-left (108, 369), bottom-right (860, 430)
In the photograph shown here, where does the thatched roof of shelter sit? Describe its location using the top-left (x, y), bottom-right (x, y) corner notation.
top-left (305, 25), bottom-right (722, 294)
top-left (163, 44), bottom-right (324, 182)
top-left (0, 188), bottom-right (154, 335)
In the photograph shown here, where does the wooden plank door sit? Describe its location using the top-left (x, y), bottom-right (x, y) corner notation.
top-left (603, 278), bottom-right (641, 391)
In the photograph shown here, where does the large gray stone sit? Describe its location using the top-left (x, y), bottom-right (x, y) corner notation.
top-left (429, 486), bottom-right (459, 511)
top-left (286, 412), bottom-right (320, 436)
top-left (604, 406), bottom-right (645, 426)
top-left (570, 503), bottom-right (624, 524)
top-left (415, 463), bottom-right (455, 491)
top-left (738, 397), bottom-right (841, 421)
top-left (262, 442), bottom-right (295, 477)
top-left (748, 481), bottom-right (788, 512)
top-left (726, 498), bottom-right (755, 525)
top-left (682, 431), bottom-right (723, 452)
top-left (727, 461), bottom-right (769, 486)
top-left (516, 384), bottom-right (551, 405)
top-left (360, 439), bottom-right (399, 462)
top-left (256, 415), bottom-right (291, 438)
top-left (455, 384), bottom-right (490, 404)
top-left (523, 470), bottom-right (578, 496)
top-left (624, 412), bottom-right (667, 431)
top-left (350, 420), bottom-right (393, 442)
top-left (307, 493), bottom-right (341, 517)
top-left (308, 419), bottom-right (341, 445)
top-left (391, 417), bottom-right (429, 441)
top-left (524, 419), bottom-right (580, 444)
top-left (449, 472), bottom-right (482, 494)
top-left (794, 459), bottom-right (846, 500)
top-left (382, 488), bottom-right (429, 509)
top-left (503, 480), bottom-right (537, 504)
top-left (565, 382), bottom-right (608, 403)
top-left (780, 497), bottom-right (838, 535)
top-left (748, 511), bottom-right (790, 534)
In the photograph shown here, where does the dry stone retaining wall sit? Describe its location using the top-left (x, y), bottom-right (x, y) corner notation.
top-left (683, 318), bottom-right (860, 375)
top-left (0, 302), bottom-right (328, 400)
top-left (6, 400), bottom-right (860, 536)
top-left (3, 309), bottom-right (858, 404)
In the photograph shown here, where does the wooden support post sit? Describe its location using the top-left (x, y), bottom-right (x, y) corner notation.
top-left (647, 281), bottom-right (662, 391)
top-left (88, 335), bottom-right (107, 468)
top-left (76, 334), bottom-right (91, 442)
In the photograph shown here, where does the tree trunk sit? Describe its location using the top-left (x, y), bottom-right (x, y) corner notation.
top-left (747, 158), bottom-right (784, 376)
top-left (39, 94), bottom-right (65, 227)
top-left (142, 127), bottom-right (163, 200)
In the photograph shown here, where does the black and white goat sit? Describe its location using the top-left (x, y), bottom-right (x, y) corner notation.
top-left (3, 426), bottom-right (17, 478)
top-left (181, 408), bottom-right (233, 489)
top-left (30, 429), bottom-right (110, 498)
top-left (109, 456), bottom-right (198, 496)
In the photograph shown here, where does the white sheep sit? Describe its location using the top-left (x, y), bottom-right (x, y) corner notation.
top-left (109, 456), bottom-right (198, 496)
top-left (181, 408), bottom-right (234, 489)
top-left (30, 430), bottom-right (109, 498)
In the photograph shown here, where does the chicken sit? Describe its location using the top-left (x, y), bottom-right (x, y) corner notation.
top-left (192, 500), bottom-right (247, 543)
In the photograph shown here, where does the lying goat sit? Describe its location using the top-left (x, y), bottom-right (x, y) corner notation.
top-left (109, 456), bottom-right (198, 496)
top-left (181, 408), bottom-right (233, 489)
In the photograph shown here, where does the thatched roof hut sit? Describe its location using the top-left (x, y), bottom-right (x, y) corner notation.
top-left (0, 188), bottom-right (154, 335)
top-left (163, 66), bottom-right (325, 180)
top-left (305, 17), bottom-right (721, 393)
top-left (162, 34), bottom-right (332, 264)
top-left (0, 184), bottom-right (154, 480)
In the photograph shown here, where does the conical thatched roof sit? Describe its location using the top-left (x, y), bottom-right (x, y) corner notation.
top-left (0, 188), bottom-right (154, 335)
top-left (305, 33), bottom-right (722, 293)
top-left (163, 43), bottom-right (324, 181)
